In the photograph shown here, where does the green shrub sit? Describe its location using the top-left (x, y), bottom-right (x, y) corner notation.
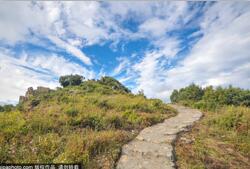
top-left (209, 106), bottom-right (247, 131)
top-left (122, 111), bottom-right (142, 125)
top-left (16, 103), bottom-right (24, 111)
top-left (193, 101), bottom-right (206, 110)
top-left (212, 112), bottom-right (243, 130)
top-left (0, 106), bottom-right (4, 112)
top-left (104, 115), bottom-right (123, 129)
top-left (53, 134), bottom-right (87, 164)
top-left (59, 96), bottom-right (69, 103)
top-left (34, 133), bottom-right (62, 162)
top-left (27, 115), bottom-right (58, 134)
top-left (65, 109), bottom-right (79, 117)
top-left (206, 106), bottom-right (250, 156)
top-left (0, 104), bottom-right (14, 112)
top-left (59, 74), bottom-right (84, 87)
top-left (79, 115), bottom-right (104, 131)
top-left (170, 84), bottom-right (250, 110)
top-left (0, 111), bottom-right (25, 135)
top-left (97, 100), bottom-right (111, 110)
top-left (98, 76), bottom-right (130, 93)
top-left (31, 99), bottom-right (40, 107)
top-left (152, 99), bottom-right (163, 107)
top-left (141, 114), bottom-right (163, 126)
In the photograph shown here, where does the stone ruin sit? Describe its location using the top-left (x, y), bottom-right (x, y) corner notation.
top-left (19, 86), bottom-right (52, 103)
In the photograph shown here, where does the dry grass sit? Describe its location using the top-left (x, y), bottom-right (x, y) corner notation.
top-left (0, 80), bottom-right (176, 168)
top-left (175, 106), bottom-right (250, 169)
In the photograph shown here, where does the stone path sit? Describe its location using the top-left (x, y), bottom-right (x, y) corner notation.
top-left (116, 104), bottom-right (202, 169)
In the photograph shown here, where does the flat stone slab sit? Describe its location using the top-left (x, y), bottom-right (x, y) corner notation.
top-left (117, 153), bottom-right (174, 169)
top-left (116, 105), bottom-right (202, 169)
top-left (122, 140), bottom-right (173, 158)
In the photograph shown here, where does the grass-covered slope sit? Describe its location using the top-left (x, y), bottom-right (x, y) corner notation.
top-left (170, 84), bottom-right (250, 168)
top-left (0, 77), bottom-right (176, 168)
top-left (176, 106), bottom-right (250, 169)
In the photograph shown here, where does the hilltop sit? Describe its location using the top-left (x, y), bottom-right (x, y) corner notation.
top-left (0, 75), bottom-right (176, 168)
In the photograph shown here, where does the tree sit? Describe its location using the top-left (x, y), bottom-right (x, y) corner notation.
top-left (241, 91), bottom-right (250, 106)
top-left (172, 84), bottom-right (203, 103)
top-left (170, 84), bottom-right (250, 109)
top-left (170, 89), bottom-right (179, 103)
top-left (185, 84), bottom-right (204, 101)
top-left (99, 76), bottom-right (130, 93)
top-left (0, 106), bottom-right (4, 112)
top-left (59, 74), bottom-right (84, 87)
top-left (0, 104), bottom-right (14, 112)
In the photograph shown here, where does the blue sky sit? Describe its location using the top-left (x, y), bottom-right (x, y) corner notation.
top-left (0, 1), bottom-right (250, 104)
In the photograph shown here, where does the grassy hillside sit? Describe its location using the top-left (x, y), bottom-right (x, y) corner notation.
top-left (0, 76), bottom-right (176, 168)
top-left (171, 84), bottom-right (250, 168)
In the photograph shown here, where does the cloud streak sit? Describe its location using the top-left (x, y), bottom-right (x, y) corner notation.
top-left (48, 36), bottom-right (92, 65)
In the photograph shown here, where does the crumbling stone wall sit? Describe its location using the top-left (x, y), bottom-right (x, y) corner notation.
top-left (19, 86), bottom-right (52, 103)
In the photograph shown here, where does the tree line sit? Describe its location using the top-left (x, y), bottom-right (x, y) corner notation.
top-left (0, 104), bottom-right (14, 112)
top-left (170, 84), bottom-right (250, 110)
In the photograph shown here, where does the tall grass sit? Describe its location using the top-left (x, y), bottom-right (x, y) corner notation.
top-left (176, 105), bottom-right (250, 169)
top-left (0, 80), bottom-right (176, 168)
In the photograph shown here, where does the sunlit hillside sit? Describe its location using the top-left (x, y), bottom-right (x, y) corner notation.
top-left (0, 76), bottom-right (176, 169)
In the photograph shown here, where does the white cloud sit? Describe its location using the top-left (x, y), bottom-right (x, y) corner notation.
top-left (133, 51), bottom-right (168, 99)
top-left (0, 50), bottom-right (95, 103)
top-left (0, 2), bottom-right (64, 44)
top-left (0, 53), bottom-right (57, 103)
top-left (28, 54), bottom-right (95, 78)
top-left (137, 2), bottom-right (191, 39)
top-left (0, 1), bottom-right (249, 104)
top-left (0, 2), bottom-right (93, 64)
top-left (133, 2), bottom-right (250, 102)
top-left (118, 76), bottom-right (132, 84)
top-left (48, 36), bottom-right (92, 65)
top-left (112, 57), bottom-right (130, 76)
top-left (153, 37), bottom-right (181, 58)
top-left (0, 1), bottom-right (159, 65)
top-left (0, 1), bottom-right (190, 50)
top-left (62, 1), bottom-right (110, 46)
top-left (0, 2), bottom-right (32, 44)
top-left (139, 18), bottom-right (169, 38)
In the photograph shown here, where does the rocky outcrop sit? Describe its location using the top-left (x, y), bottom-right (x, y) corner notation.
top-left (19, 96), bottom-right (27, 103)
top-left (19, 86), bottom-right (52, 103)
top-left (26, 87), bottom-right (34, 97)
top-left (37, 86), bottom-right (50, 93)
top-left (116, 105), bottom-right (202, 169)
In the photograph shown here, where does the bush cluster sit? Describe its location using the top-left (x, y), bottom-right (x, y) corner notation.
top-left (0, 104), bottom-right (14, 112)
top-left (173, 84), bottom-right (250, 169)
top-left (170, 84), bottom-right (250, 111)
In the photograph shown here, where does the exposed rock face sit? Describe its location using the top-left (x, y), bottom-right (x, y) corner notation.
top-left (19, 86), bottom-right (52, 103)
top-left (116, 105), bottom-right (202, 169)
top-left (25, 87), bottom-right (34, 97)
top-left (37, 86), bottom-right (50, 93)
top-left (19, 96), bottom-right (27, 103)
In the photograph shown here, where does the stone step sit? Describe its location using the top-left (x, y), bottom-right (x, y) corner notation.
top-left (122, 140), bottom-right (173, 159)
top-left (116, 153), bottom-right (175, 169)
